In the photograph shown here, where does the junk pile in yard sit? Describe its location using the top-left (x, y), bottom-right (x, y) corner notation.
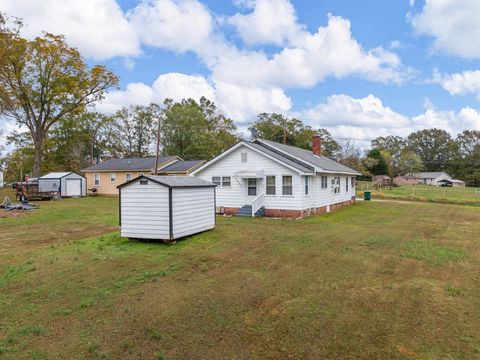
top-left (1, 196), bottom-right (39, 211)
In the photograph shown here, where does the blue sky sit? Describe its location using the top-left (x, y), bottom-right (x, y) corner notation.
top-left (1, 0), bottom-right (480, 145)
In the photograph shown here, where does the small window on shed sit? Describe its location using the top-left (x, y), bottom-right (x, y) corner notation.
top-left (241, 152), bottom-right (248, 163)
top-left (139, 179), bottom-right (148, 185)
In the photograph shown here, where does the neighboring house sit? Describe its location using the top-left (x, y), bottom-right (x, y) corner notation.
top-left (192, 135), bottom-right (361, 218)
top-left (81, 156), bottom-right (203, 195)
top-left (0, 165), bottom-right (4, 187)
top-left (413, 172), bottom-right (452, 186)
top-left (393, 175), bottom-right (418, 186)
top-left (373, 175), bottom-right (391, 186)
top-left (157, 160), bottom-right (205, 175)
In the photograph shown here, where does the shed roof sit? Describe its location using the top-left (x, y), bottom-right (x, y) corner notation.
top-left (254, 139), bottom-right (361, 175)
top-left (118, 175), bottom-right (215, 189)
top-left (82, 156), bottom-right (177, 172)
top-left (39, 172), bottom-right (73, 179)
top-left (158, 160), bottom-right (205, 173)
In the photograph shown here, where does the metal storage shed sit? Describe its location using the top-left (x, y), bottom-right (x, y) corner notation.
top-left (38, 172), bottom-right (87, 197)
top-left (118, 175), bottom-right (216, 241)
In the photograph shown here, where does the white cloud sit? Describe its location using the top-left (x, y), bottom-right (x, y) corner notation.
top-left (432, 69), bottom-right (480, 97)
top-left (127, 0), bottom-right (213, 53)
top-left (410, 0), bottom-right (480, 58)
top-left (0, 0), bottom-right (140, 60)
top-left (214, 15), bottom-right (411, 88)
top-left (301, 94), bottom-right (480, 142)
top-left (98, 72), bottom-right (291, 123)
top-left (228, 0), bottom-right (304, 46)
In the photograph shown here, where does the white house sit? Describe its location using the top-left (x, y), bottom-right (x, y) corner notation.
top-left (413, 172), bottom-right (453, 186)
top-left (192, 135), bottom-right (361, 218)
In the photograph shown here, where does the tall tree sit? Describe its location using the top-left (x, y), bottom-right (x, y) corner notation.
top-left (406, 129), bottom-right (455, 172)
top-left (249, 113), bottom-right (341, 157)
top-left (161, 97), bottom-right (239, 159)
top-left (0, 13), bottom-right (118, 176)
top-left (107, 104), bottom-right (158, 158)
top-left (398, 150), bottom-right (424, 175)
top-left (371, 135), bottom-right (406, 175)
top-left (365, 148), bottom-right (388, 176)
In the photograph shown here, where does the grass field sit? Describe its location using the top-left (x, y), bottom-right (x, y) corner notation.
top-left (357, 181), bottom-right (480, 206)
top-left (1, 195), bottom-right (480, 359)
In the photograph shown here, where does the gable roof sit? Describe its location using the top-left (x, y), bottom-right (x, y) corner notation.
top-left (254, 139), bottom-right (361, 175)
top-left (158, 160), bottom-right (205, 173)
top-left (39, 172), bottom-right (73, 179)
top-left (82, 156), bottom-right (177, 172)
top-left (413, 172), bottom-right (449, 179)
top-left (118, 175), bottom-right (215, 189)
top-left (193, 139), bottom-right (361, 176)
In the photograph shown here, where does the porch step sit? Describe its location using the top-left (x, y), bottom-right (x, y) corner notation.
top-left (236, 205), bottom-right (265, 217)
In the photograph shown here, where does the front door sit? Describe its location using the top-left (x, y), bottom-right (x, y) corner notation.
top-left (245, 178), bottom-right (257, 203)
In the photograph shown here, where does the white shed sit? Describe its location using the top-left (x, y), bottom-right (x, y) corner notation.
top-left (38, 172), bottom-right (87, 197)
top-left (118, 175), bottom-right (216, 242)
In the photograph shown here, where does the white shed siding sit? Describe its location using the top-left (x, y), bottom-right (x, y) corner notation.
top-left (120, 181), bottom-right (170, 239)
top-left (172, 187), bottom-right (215, 238)
top-left (195, 144), bottom-right (304, 210)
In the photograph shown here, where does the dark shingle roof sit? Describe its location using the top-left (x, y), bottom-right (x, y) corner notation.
top-left (118, 175), bottom-right (215, 188)
top-left (247, 142), bottom-right (314, 173)
top-left (254, 139), bottom-right (361, 175)
top-left (82, 156), bottom-right (176, 172)
top-left (158, 160), bottom-right (205, 173)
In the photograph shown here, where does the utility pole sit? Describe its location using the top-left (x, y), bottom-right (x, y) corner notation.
top-left (154, 114), bottom-right (161, 175)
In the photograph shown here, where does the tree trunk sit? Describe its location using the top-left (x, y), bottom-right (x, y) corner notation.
top-left (33, 133), bottom-right (44, 178)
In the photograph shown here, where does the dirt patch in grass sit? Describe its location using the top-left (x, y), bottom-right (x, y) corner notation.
top-left (0, 210), bottom-right (28, 219)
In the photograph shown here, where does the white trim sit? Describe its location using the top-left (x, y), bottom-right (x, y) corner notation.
top-left (191, 141), bottom-right (311, 176)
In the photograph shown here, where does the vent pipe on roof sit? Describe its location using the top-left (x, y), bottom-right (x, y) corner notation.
top-left (312, 134), bottom-right (322, 156)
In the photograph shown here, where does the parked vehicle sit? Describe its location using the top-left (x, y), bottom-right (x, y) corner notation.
top-left (13, 178), bottom-right (55, 201)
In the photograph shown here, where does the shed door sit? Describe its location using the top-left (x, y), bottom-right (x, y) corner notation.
top-left (65, 179), bottom-right (82, 196)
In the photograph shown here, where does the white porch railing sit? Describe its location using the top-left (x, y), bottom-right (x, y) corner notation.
top-left (251, 193), bottom-right (264, 217)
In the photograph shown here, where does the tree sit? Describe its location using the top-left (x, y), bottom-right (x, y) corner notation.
top-left (0, 13), bottom-right (118, 176)
top-left (107, 104), bottom-right (158, 158)
top-left (365, 148), bottom-right (388, 176)
top-left (371, 135), bottom-right (406, 175)
top-left (406, 129), bottom-right (455, 172)
top-left (161, 97), bottom-right (239, 159)
top-left (336, 139), bottom-right (364, 173)
top-left (454, 130), bottom-right (480, 185)
top-left (398, 150), bottom-right (423, 175)
top-left (248, 113), bottom-right (341, 157)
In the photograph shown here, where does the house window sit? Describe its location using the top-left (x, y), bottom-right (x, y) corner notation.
top-left (332, 176), bottom-right (340, 194)
top-left (351, 177), bottom-right (355, 189)
top-left (222, 176), bottom-right (231, 187)
top-left (125, 173), bottom-right (132, 181)
top-left (321, 176), bottom-right (328, 189)
top-left (94, 173), bottom-right (100, 186)
top-left (241, 152), bottom-right (248, 163)
top-left (266, 175), bottom-right (276, 195)
top-left (305, 177), bottom-right (309, 195)
top-left (346, 177), bottom-right (349, 192)
top-left (212, 176), bottom-right (221, 186)
top-left (110, 173), bottom-right (116, 182)
top-left (248, 178), bottom-right (257, 196)
top-left (282, 176), bottom-right (293, 195)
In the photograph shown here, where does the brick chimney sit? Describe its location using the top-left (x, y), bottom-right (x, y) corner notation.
top-left (312, 134), bottom-right (322, 156)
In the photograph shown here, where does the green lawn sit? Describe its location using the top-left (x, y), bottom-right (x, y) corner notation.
top-left (357, 181), bottom-right (480, 205)
top-left (1, 196), bottom-right (480, 359)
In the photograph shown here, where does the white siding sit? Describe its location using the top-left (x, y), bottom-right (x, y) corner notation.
top-left (308, 174), bottom-right (355, 210)
top-left (61, 173), bottom-right (86, 196)
top-left (195, 144), bottom-right (304, 210)
top-left (172, 187), bottom-right (215, 238)
top-left (120, 181), bottom-right (170, 239)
